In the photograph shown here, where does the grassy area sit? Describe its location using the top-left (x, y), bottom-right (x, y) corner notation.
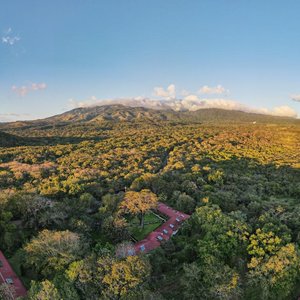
top-left (128, 212), bottom-right (163, 241)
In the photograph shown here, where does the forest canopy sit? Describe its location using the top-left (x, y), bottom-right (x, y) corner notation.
top-left (0, 106), bottom-right (299, 300)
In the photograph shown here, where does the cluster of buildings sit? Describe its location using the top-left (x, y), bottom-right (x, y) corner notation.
top-left (134, 202), bottom-right (190, 254)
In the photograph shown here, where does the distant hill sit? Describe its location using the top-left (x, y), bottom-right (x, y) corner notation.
top-left (182, 108), bottom-right (299, 124)
top-left (44, 105), bottom-right (174, 123)
top-left (0, 105), bottom-right (298, 132)
top-left (43, 105), bottom-right (300, 125)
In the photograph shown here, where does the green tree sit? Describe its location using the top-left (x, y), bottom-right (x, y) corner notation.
top-left (182, 258), bottom-right (241, 300)
top-left (119, 189), bottom-right (158, 228)
top-left (0, 210), bottom-right (16, 251)
top-left (28, 280), bottom-right (61, 300)
top-left (98, 255), bottom-right (151, 299)
top-left (247, 237), bottom-right (300, 300)
top-left (175, 193), bottom-right (195, 214)
top-left (24, 230), bottom-right (84, 277)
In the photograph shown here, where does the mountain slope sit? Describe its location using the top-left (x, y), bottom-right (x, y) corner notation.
top-left (0, 105), bottom-right (298, 132)
top-left (184, 108), bottom-right (299, 124)
top-left (44, 105), bottom-right (298, 125)
top-left (44, 105), bottom-right (174, 123)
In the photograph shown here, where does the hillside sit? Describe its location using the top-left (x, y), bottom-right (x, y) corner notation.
top-left (44, 105), bottom-right (174, 123)
top-left (185, 108), bottom-right (299, 124)
top-left (0, 105), bottom-right (298, 133)
top-left (47, 105), bottom-right (297, 124)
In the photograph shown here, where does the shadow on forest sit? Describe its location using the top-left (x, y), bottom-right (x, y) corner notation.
top-left (145, 156), bottom-right (300, 217)
top-left (146, 157), bottom-right (300, 300)
top-left (1, 135), bottom-right (105, 147)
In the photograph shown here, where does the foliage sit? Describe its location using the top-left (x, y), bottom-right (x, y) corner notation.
top-left (0, 106), bottom-right (299, 299)
top-left (119, 190), bottom-right (158, 228)
top-left (28, 280), bottom-right (61, 300)
top-left (98, 255), bottom-right (151, 298)
top-left (24, 230), bottom-right (84, 277)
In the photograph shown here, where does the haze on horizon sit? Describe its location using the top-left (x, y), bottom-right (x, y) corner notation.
top-left (1, 0), bottom-right (300, 122)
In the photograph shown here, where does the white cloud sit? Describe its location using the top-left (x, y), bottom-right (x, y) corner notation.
top-left (31, 82), bottom-right (47, 90)
top-left (170, 95), bottom-right (245, 112)
top-left (69, 95), bottom-right (298, 118)
top-left (2, 36), bottom-right (20, 45)
top-left (270, 106), bottom-right (297, 118)
top-left (198, 85), bottom-right (228, 95)
top-left (197, 98), bottom-right (244, 111)
top-left (180, 96), bottom-right (297, 117)
top-left (183, 94), bottom-right (200, 102)
top-left (68, 84), bottom-right (298, 118)
top-left (68, 96), bottom-right (167, 110)
top-left (2, 28), bottom-right (20, 46)
top-left (291, 94), bottom-right (300, 102)
top-left (153, 84), bottom-right (176, 99)
top-left (12, 83), bottom-right (47, 96)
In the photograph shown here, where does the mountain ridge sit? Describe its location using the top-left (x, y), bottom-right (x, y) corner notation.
top-left (0, 105), bottom-right (299, 130)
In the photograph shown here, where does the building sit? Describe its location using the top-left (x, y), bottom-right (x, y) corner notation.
top-left (0, 250), bottom-right (27, 299)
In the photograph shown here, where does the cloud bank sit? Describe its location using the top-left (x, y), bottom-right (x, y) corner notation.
top-left (69, 98), bottom-right (297, 119)
top-left (12, 82), bottom-right (47, 96)
top-left (68, 84), bottom-right (297, 118)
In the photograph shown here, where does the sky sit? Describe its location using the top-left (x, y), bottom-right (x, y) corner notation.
top-left (1, 0), bottom-right (300, 122)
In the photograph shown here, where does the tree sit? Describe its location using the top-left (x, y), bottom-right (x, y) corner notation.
top-left (175, 193), bottom-right (195, 214)
top-left (182, 259), bottom-right (241, 300)
top-left (98, 255), bottom-right (150, 298)
top-left (102, 216), bottom-right (130, 242)
top-left (66, 258), bottom-right (101, 300)
top-left (76, 192), bottom-right (97, 213)
top-left (99, 193), bottom-right (122, 216)
top-left (24, 229), bottom-right (84, 277)
top-left (119, 189), bottom-right (158, 228)
top-left (246, 230), bottom-right (300, 300)
top-left (191, 205), bottom-right (249, 262)
top-left (0, 210), bottom-right (16, 252)
top-left (247, 228), bottom-right (282, 258)
top-left (21, 195), bottom-right (54, 230)
top-left (52, 274), bottom-right (80, 300)
top-left (208, 169), bottom-right (224, 185)
top-left (28, 280), bottom-right (61, 300)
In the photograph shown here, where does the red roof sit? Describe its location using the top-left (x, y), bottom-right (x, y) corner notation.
top-left (0, 250), bottom-right (27, 299)
top-left (134, 202), bottom-right (190, 254)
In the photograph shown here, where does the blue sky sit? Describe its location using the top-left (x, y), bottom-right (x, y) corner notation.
top-left (1, 0), bottom-right (300, 121)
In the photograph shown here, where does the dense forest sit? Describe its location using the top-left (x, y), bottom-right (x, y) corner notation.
top-left (0, 105), bottom-right (300, 299)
